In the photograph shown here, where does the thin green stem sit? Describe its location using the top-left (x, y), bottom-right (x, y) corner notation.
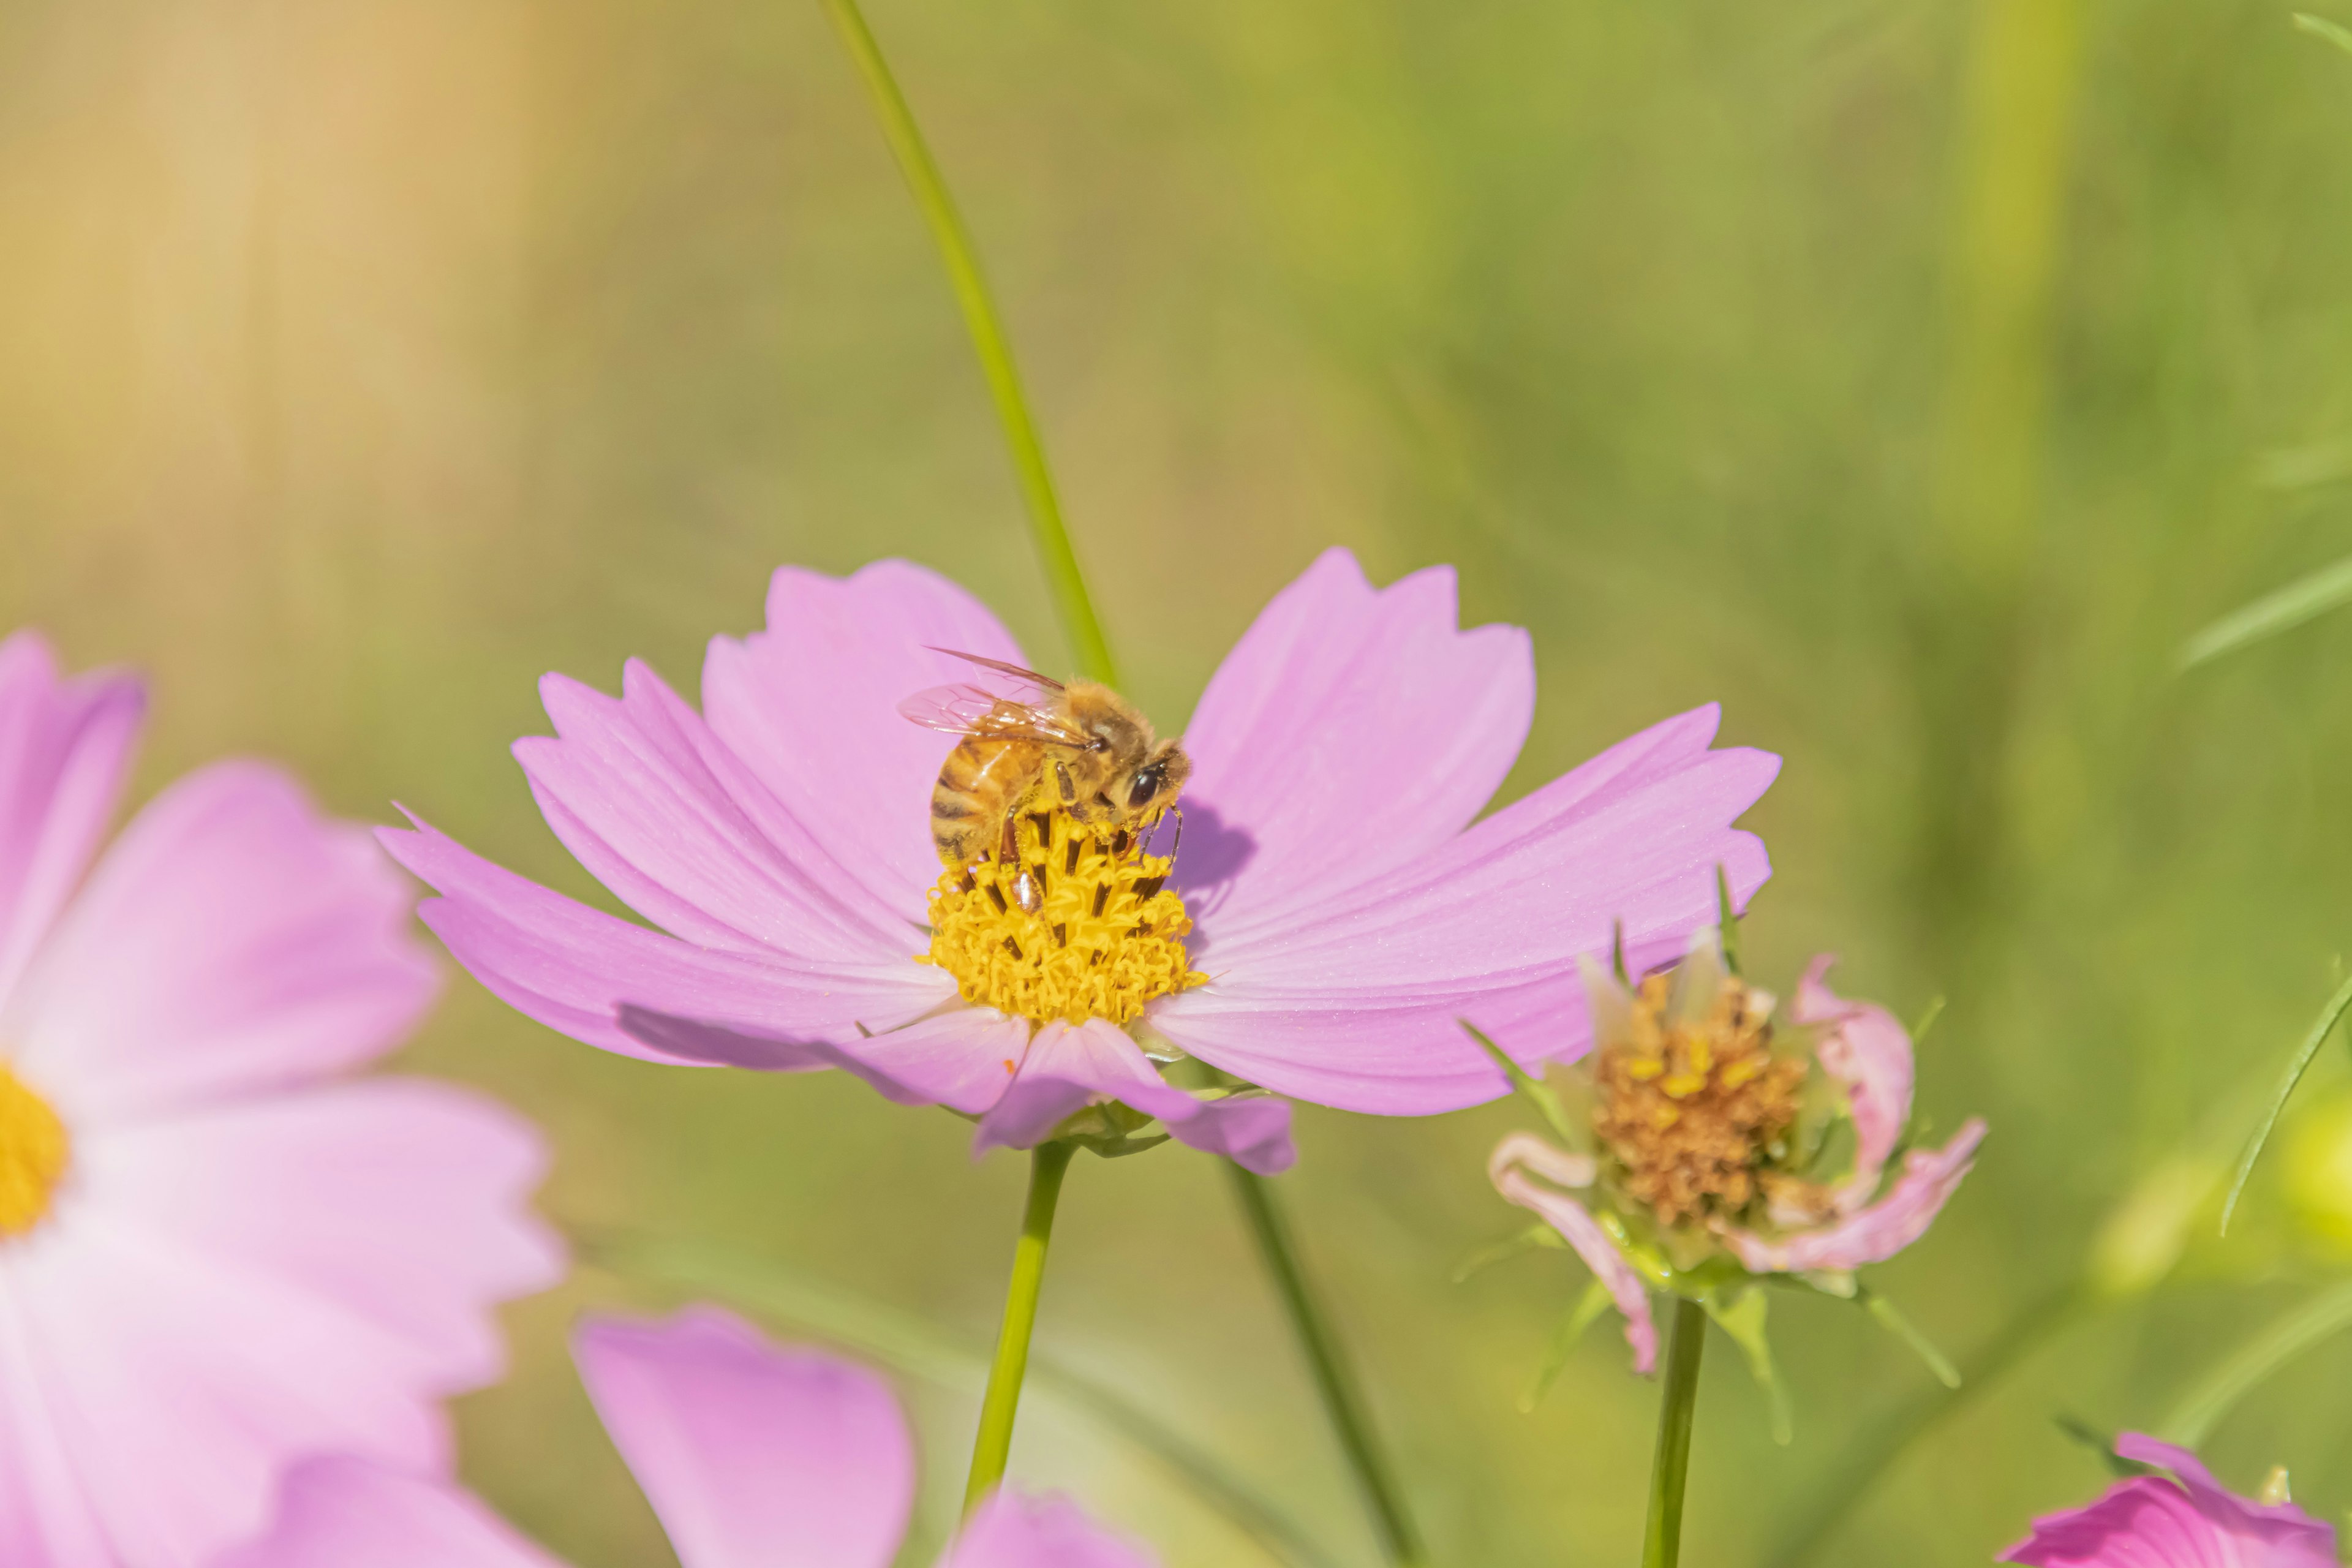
top-left (814, 0), bottom-right (1116, 685)
top-left (1226, 1163), bottom-right (1428, 1567)
top-left (1642, 1297), bottom-right (1709, 1568)
top-left (964, 1141), bottom-right (1076, 1512)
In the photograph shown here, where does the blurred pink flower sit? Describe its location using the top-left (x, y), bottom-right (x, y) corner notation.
top-left (2000, 1433), bottom-right (2336, 1567)
top-left (218, 1305), bottom-right (1156, 1568)
top-left (383, 549), bottom-right (1777, 1172)
top-left (0, 631), bottom-right (562, 1568)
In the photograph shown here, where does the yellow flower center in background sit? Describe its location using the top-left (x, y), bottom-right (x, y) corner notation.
top-left (0, 1063), bottom-right (70, 1238)
top-left (1593, 968), bottom-right (1806, 1228)
top-left (921, 809), bottom-right (1205, 1027)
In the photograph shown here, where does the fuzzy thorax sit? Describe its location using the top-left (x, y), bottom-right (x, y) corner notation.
top-left (1593, 966), bottom-right (1809, 1228)
top-left (0, 1063), bottom-right (69, 1238)
top-left (919, 809), bottom-right (1205, 1026)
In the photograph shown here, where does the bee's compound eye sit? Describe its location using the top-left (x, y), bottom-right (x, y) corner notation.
top-left (1126, 767), bottom-right (1164, 810)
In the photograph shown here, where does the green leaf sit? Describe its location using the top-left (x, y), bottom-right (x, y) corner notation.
top-left (1705, 1286), bottom-right (1793, 1445)
top-left (1909, 995), bottom-right (1946, 1047)
top-left (586, 1231), bottom-right (1341, 1568)
top-left (2158, 1280), bottom-right (2352, 1448)
top-left (2179, 553), bottom-right (2352, 669)
top-left (1861, 1289), bottom-right (1962, 1389)
top-left (1461, 1020), bottom-right (1580, 1145)
top-left (2294, 11), bottom-right (2352, 55)
top-left (1715, 864), bottom-right (1741, 976)
top-left (2051, 1415), bottom-right (2144, 1477)
top-left (1520, 1279), bottom-right (1616, 1412)
top-left (2218, 972), bottom-right (2352, 1234)
top-left (1452, 1223), bottom-right (1565, 1284)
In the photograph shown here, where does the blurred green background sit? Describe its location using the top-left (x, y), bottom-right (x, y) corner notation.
top-left (10, 0), bottom-right (2352, 1560)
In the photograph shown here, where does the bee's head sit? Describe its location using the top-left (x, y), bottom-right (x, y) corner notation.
top-left (1125, 741), bottom-right (1191, 813)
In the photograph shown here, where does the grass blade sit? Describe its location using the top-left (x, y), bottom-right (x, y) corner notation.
top-left (2294, 11), bottom-right (2352, 55)
top-left (2179, 554), bottom-right (2352, 669)
top-left (2218, 973), bottom-right (2352, 1234)
top-left (2158, 1280), bottom-right (2352, 1447)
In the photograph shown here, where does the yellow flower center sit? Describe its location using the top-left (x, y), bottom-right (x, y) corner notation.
top-left (919, 809), bottom-right (1206, 1026)
top-left (0, 1063), bottom-right (70, 1238)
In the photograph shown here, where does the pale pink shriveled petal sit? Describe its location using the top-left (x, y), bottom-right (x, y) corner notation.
top-left (945, 1489), bottom-right (1159, 1568)
top-left (214, 1458), bottom-right (568, 1568)
top-left (1716, 1120), bottom-right (1986, 1275)
top-left (1488, 1132), bottom-right (1657, 1374)
top-left (1158, 706), bottom-right (1778, 1115)
top-left (702, 560), bottom-right (1032, 923)
top-left (7, 763), bottom-right (437, 1124)
top-left (972, 1019), bottom-right (1295, 1174)
top-left (0, 632), bottom-right (144, 1016)
top-left (1174, 549), bottom-right (1532, 928)
top-left (616, 1005), bottom-right (1028, 1117)
top-left (380, 815), bottom-right (948, 1065)
top-left (516, 662), bottom-right (912, 966)
top-left (1790, 954), bottom-right (1914, 1211)
top-left (2000, 1433), bottom-right (2337, 1566)
top-left (574, 1307), bottom-right (914, 1568)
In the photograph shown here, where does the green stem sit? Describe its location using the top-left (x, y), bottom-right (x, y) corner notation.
top-left (814, 0), bottom-right (1117, 685)
top-left (1226, 1163), bottom-right (1428, 1567)
top-left (1642, 1297), bottom-right (1709, 1568)
top-left (964, 1141), bottom-right (1076, 1512)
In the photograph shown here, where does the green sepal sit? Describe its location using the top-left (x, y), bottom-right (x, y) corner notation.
top-left (1858, 1286), bottom-right (1962, 1389)
top-left (1703, 1284), bottom-right (1793, 1445)
top-left (1452, 1223), bottom-right (1566, 1284)
top-left (1461, 1020), bottom-right (1582, 1147)
top-left (1520, 1280), bottom-right (1616, 1412)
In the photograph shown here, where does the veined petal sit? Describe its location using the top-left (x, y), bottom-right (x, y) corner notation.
top-left (945, 1490), bottom-right (1159, 1568)
top-left (1791, 955), bottom-right (1913, 1210)
top-left (518, 662), bottom-right (912, 965)
top-left (0, 632), bottom-right (144, 1016)
top-left (1174, 549), bottom-right (1533, 927)
top-left (573, 1307), bottom-right (914, 1568)
top-left (213, 1459), bottom-right (568, 1568)
top-left (972, 1019), bottom-right (1296, 1174)
top-left (8, 763), bottom-right (437, 1123)
top-left (1488, 1133), bottom-right (1657, 1374)
top-left (617, 1005), bottom-right (1028, 1117)
top-left (703, 560), bottom-right (1032, 923)
top-left (1716, 1119), bottom-right (1986, 1275)
top-left (380, 815), bottom-right (947, 1064)
top-left (2001, 1433), bottom-right (2337, 1566)
top-left (1159, 706), bottom-right (1779, 1114)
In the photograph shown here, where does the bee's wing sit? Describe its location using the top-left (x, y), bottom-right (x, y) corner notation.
top-left (897, 684), bottom-right (1095, 748)
top-left (924, 647), bottom-right (1066, 694)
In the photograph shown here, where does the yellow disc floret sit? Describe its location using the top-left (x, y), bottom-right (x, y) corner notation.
top-left (921, 807), bottom-right (1206, 1026)
top-left (0, 1061), bottom-right (70, 1238)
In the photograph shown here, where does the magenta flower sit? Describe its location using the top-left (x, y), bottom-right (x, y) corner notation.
top-left (219, 1305), bottom-right (1156, 1568)
top-left (1489, 935), bottom-right (1984, 1373)
top-left (382, 549), bottom-right (1777, 1170)
top-left (2000, 1433), bottom-right (2336, 1567)
top-left (0, 631), bottom-right (562, 1567)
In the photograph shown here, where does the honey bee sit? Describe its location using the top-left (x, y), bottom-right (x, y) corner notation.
top-left (900, 649), bottom-right (1191, 900)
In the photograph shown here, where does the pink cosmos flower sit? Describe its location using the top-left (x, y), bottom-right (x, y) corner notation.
top-left (0, 631), bottom-right (562, 1568)
top-left (382, 549), bottom-right (1778, 1172)
top-left (2000, 1433), bottom-right (2336, 1567)
top-left (219, 1304), bottom-right (1156, 1568)
top-left (1490, 939), bottom-right (1984, 1373)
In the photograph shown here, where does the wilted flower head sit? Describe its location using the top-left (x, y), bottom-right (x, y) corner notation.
top-left (385, 549), bottom-right (1778, 1173)
top-left (221, 1305), bottom-right (1156, 1568)
top-left (1488, 930), bottom-right (1984, 1373)
top-left (0, 631), bottom-right (560, 1567)
top-left (2000, 1433), bottom-right (2335, 1567)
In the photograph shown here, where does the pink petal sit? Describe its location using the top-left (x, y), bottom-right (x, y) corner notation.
top-left (1174, 549), bottom-right (1533, 927)
top-left (0, 632), bottom-right (144, 1016)
top-left (380, 815), bottom-right (948, 1065)
top-left (701, 560), bottom-right (1033, 923)
top-left (0, 1286), bottom-right (112, 1567)
top-left (573, 1307), bottom-right (914, 1568)
top-left (7, 763), bottom-right (437, 1123)
top-left (1790, 955), bottom-right (1913, 1210)
top-left (1488, 1132), bottom-right (1658, 1374)
top-left (973, 1019), bottom-right (1297, 1174)
top-left (2000, 1433), bottom-right (2337, 1566)
top-left (517, 662), bottom-right (913, 965)
top-left (1716, 1119), bottom-right (1987, 1275)
top-left (946, 1489), bottom-right (1159, 1568)
top-left (617, 1005), bottom-right (1030, 1117)
top-left (213, 1458), bottom-right (567, 1568)
top-left (1158, 706), bottom-right (1779, 1115)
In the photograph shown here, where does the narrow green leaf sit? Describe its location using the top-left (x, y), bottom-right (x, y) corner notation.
top-left (586, 1231), bottom-right (1340, 1568)
top-left (2051, 1415), bottom-right (2142, 1477)
top-left (2158, 1280), bottom-right (2352, 1448)
top-left (1520, 1280), bottom-right (1616, 1412)
top-left (2294, 11), bottom-right (2352, 55)
top-left (2218, 973), bottom-right (2352, 1234)
top-left (1861, 1289), bottom-right (1962, 1389)
top-left (1715, 865), bottom-right (1741, 976)
top-left (1705, 1287), bottom-right (1793, 1446)
top-left (1909, 995), bottom-right (1946, 1047)
top-left (2180, 554), bottom-right (2352, 669)
top-left (1452, 1224), bottom-right (1564, 1284)
top-left (1461, 1020), bottom-right (1580, 1145)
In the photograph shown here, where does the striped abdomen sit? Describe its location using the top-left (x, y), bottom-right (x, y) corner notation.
top-left (931, 736), bottom-right (1045, 868)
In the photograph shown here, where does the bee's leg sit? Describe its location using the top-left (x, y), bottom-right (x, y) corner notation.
top-left (1052, 760), bottom-right (1079, 809)
top-left (1002, 808), bottom-right (1044, 913)
top-left (1165, 805), bottom-right (1185, 862)
top-left (998, 809), bottom-right (1022, 867)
